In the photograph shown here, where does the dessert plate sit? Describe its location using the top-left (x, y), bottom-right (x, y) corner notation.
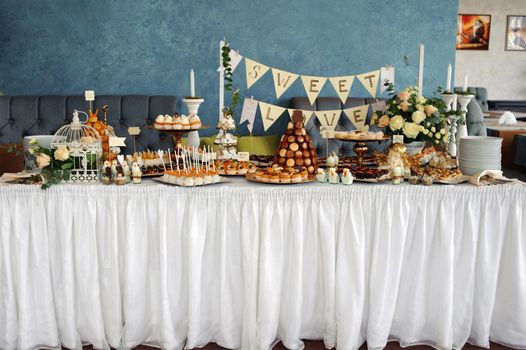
top-left (153, 176), bottom-right (229, 187)
top-left (245, 173), bottom-right (315, 185)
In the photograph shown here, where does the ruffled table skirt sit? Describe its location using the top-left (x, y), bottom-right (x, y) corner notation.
top-left (1, 180), bottom-right (525, 350)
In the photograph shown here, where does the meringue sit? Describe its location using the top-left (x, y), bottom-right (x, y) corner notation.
top-left (181, 115), bottom-right (190, 130)
top-left (155, 114), bottom-right (165, 129)
top-left (173, 115), bottom-right (182, 130)
top-left (189, 114), bottom-right (201, 129)
top-left (163, 115), bottom-right (173, 130)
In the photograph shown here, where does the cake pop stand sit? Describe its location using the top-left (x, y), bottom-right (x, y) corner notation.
top-left (146, 125), bottom-right (209, 149)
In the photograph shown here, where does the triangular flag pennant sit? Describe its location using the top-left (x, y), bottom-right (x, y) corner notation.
top-left (271, 68), bottom-right (299, 98)
top-left (329, 76), bottom-right (355, 104)
top-left (356, 70), bottom-right (380, 98)
top-left (315, 110), bottom-right (341, 131)
top-left (300, 75), bottom-right (327, 105)
top-left (239, 98), bottom-right (258, 125)
top-left (259, 101), bottom-right (286, 131)
top-left (343, 104), bottom-right (370, 131)
top-left (288, 109), bottom-right (314, 125)
top-left (247, 122), bottom-right (254, 133)
top-left (380, 66), bottom-right (395, 93)
top-left (229, 50), bottom-right (243, 72)
top-left (245, 58), bottom-right (269, 88)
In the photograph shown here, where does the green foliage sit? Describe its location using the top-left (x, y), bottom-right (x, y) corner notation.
top-left (222, 42), bottom-right (240, 116)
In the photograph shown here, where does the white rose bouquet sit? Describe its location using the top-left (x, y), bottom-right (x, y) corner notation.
top-left (371, 86), bottom-right (449, 146)
top-left (26, 140), bottom-right (74, 189)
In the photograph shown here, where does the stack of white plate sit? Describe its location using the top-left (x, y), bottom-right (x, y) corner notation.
top-left (458, 136), bottom-right (502, 175)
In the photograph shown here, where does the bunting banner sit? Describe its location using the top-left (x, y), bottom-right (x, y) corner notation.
top-left (356, 70), bottom-right (380, 98)
top-left (259, 101), bottom-right (286, 131)
top-left (239, 97), bottom-right (258, 125)
top-left (329, 76), bottom-right (355, 104)
top-left (380, 66), bottom-right (395, 93)
top-left (245, 58), bottom-right (270, 88)
top-left (343, 104), bottom-right (370, 131)
top-left (301, 75), bottom-right (327, 105)
top-left (229, 50), bottom-right (243, 72)
top-left (247, 122), bottom-right (254, 133)
top-left (271, 68), bottom-right (299, 98)
top-left (288, 108), bottom-right (314, 125)
top-left (315, 110), bottom-right (341, 131)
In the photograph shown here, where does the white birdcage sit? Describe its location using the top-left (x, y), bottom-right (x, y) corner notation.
top-left (51, 110), bottom-right (102, 182)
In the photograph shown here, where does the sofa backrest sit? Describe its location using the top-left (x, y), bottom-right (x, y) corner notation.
top-left (0, 95), bottom-right (177, 152)
top-left (289, 96), bottom-right (388, 156)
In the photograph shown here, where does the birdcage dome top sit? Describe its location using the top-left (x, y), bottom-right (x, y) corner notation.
top-left (51, 110), bottom-right (102, 148)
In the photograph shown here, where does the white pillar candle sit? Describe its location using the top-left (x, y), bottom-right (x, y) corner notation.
top-left (190, 69), bottom-right (195, 97)
top-left (463, 74), bottom-right (468, 92)
top-left (446, 64), bottom-right (452, 92)
top-left (417, 44), bottom-right (424, 96)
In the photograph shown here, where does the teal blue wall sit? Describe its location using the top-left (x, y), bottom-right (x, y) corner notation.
top-left (0, 0), bottom-right (458, 135)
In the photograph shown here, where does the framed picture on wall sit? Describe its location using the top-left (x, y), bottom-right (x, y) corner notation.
top-left (456, 14), bottom-right (491, 50)
top-left (505, 15), bottom-right (526, 51)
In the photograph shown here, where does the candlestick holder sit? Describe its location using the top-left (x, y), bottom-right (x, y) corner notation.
top-left (183, 97), bottom-right (204, 148)
top-left (441, 93), bottom-right (456, 112)
top-left (457, 94), bottom-right (473, 145)
top-left (442, 93), bottom-right (458, 157)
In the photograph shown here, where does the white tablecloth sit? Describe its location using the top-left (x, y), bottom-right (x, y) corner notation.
top-left (1, 179), bottom-right (525, 350)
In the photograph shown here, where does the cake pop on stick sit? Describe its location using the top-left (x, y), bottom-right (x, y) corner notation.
top-left (167, 148), bottom-right (173, 171)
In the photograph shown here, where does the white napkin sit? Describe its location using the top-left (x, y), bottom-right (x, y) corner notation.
top-left (469, 170), bottom-right (514, 186)
top-left (498, 111), bottom-right (517, 125)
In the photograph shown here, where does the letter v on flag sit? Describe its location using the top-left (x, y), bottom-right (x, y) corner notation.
top-left (315, 110), bottom-right (341, 131)
top-left (245, 58), bottom-right (269, 88)
top-left (259, 101), bottom-right (286, 131)
top-left (356, 70), bottom-right (380, 98)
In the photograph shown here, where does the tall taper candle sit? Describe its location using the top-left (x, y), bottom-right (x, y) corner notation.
top-left (190, 69), bottom-right (195, 97)
top-left (417, 44), bottom-right (425, 96)
top-left (446, 64), bottom-right (452, 92)
top-left (463, 74), bottom-right (468, 92)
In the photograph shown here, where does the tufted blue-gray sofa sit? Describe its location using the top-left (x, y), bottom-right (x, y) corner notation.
top-left (289, 96), bottom-right (389, 156)
top-left (0, 95), bottom-right (178, 151)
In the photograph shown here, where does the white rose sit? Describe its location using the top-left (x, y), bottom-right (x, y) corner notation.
top-left (424, 105), bottom-right (438, 117)
top-left (398, 91), bottom-right (410, 101)
top-left (403, 122), bottom-right (425, 139)
top-left (431, 126), bottom-right (436, 132)
top-left (389, 115), bottom-right (405, 131)
top-left (54, 145), bottom-right (70, 161)
top-left (440, 128), bottom-right (446, 134)
top-left (416, 96), bottom-right (427, 104)
top-left (36, 154), bottom-right (51, 168)
top-left (416, 104), bottom-right (425, 111)
top-left (378, 114), bottom-right (390, 128)
top-left (399, 101), bottom-right (410, 112)
top-left (412, 110), bottom-right (426, 124)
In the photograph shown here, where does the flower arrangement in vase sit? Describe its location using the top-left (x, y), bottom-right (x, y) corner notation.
top-left (371, 86), bottom-right (449, 153)
top-left (26, 139), bottom-right (75, 189)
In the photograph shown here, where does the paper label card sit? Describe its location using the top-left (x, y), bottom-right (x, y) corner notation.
top-left (271, 68), bottom-right (299, 98)
top-left (128, 127), bottom-right (141, 135)
top-left (236, 152), bottom-right (250, 162)
top-left (300, 75), bottom-right (327, 105)
top-left (380, 66), bottom-right (395, 93)
top-left (393, 135), bottom-right (404, 144)
top-left (356, 70), bottom-right (380, 98)
top-left (239, 98), bottom-right (258, 125)
top-left (109, 136), bottom-right (126, 147)
top-left (259, 101), bottom-right (286, 131)
top-left (245, 58), bottom-right (269, 88)
top-left (329, 76), bottom-right (355, 104)
top-left (321, 130), bottom-right (335, 138)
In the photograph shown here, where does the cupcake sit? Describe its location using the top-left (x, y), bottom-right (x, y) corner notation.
top-left (154, 115), bottom-right (165, 129)
top-left (163, 115), bottom-right (173, 130)
top-left (173, 115), bottom-right (182, 130)
top-left (180, 115), bottom-right (190, 130)
top-left (316, 168), bottom-right (327, 183)
top-left (237, 163), bottom-right (248, 175)
top-left (189, 114), bottom-right (202, 129)
top-left (292, 173), bottom-right (303, 183)
top-left (226, 163), bottom-right (238, 175)
top-left (341, 168), bottom-right (353, 185)
top-left (247, 163), bottom-right (257, 174)
top-left (280, 173), bottom-right (291, 183)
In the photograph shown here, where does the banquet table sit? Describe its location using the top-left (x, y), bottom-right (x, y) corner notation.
top-left (1, 178), bottom-right (525, 350)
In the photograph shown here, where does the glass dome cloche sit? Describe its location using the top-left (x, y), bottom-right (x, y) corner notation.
top-left (51, 110), bottom-right (103, 182)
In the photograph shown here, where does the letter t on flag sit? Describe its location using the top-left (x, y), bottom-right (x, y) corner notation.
top-left (356, 70), bottom-right (380, 98)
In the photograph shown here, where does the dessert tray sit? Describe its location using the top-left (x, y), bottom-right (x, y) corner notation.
top-left (153, 176), bottom-right (229, 187)
top-left (245, 173), bottom-right (315, 185)
top-left (333, 130), bottom-right (390, 141)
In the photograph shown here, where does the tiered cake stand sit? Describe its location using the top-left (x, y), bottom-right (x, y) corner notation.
top-left (146, 125), bottom-right (208, 149)
top-left (333, 135), bottom-right (391, 170)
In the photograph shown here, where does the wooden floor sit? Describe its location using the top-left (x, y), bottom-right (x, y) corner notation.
top-left (78, 340), bottom-right (514, 350)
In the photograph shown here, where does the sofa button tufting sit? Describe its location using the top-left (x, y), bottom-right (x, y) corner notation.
top-left (120, 119), bottom-right (125, 124)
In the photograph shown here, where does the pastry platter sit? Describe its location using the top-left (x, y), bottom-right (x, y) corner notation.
top-left (245, 172), bottom-right (315, 185)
